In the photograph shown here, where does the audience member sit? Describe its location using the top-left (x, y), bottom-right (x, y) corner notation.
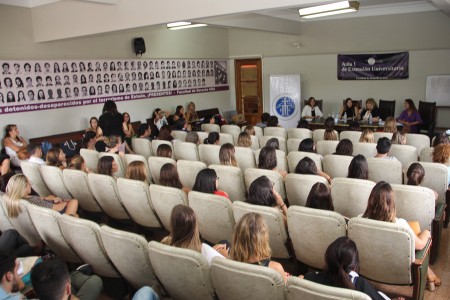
top-left (258, 146), bottom-right (287, 179)
top-left (256, 113), bottom-right (270, 128)
top-left (432, 144), bottom-right (450, 185)
top-left (203, 132), bottom-right (220, 145)
top-left (159, 163), bottom-right (190, 194)
top-left (359, 129), bottom-right (374, 143)
top-left (219, 143), bottom-right (238, 167)
top-left (295, 157), bottom-right (332, 184)
top-left (237, 132), bottom-right (252, 148)
top-left (69, 155), bottom-right (89, 172)
top-left (298, 138), bottom-right (315, 153)
top-left (185, 131), bottom-right (199, 144)
top-left (132, 286), bottom-right (160, 300)
top-left (347, 155), bottom-right (369, 180)
top-left (86, 116), bottom-right (104, 140)
top-left (383, 116), bottom-right (397, 133)
top-left (99, 100), bottom-right (124, 138)
top-left (137, 124), bottom-right (152, 141)
top-left (26, 143), bottom-right (44, 165)
top-left (406, 162), bottom-right (438, 201)
top-left (156, 144), bottom-right (173, 158)
top-left (104, 135), bottom-right (127, 155)
top-left (192, 168), bottom-right (229, 199)
top-left (126, 161), bottom-right (148, 183)
top-left (150, 108), bottom-right (170, 138)
top-left (396, 99), bottom-right (422, 133)
top-left (297, 118), bottom-right (309, 129)
top-left (97, 156), bottom-right (118, 177)
top-left (265, 137), bottom-right (279, 150)
top-left (157, 125), bottom-right (174, 142)
top-left (302, 97), bottom-right (322, 119)
top-left (391, 131), bottom-right (406, 145)
top-left (122, 112), bottom-right (135, 146)
top-left (432, 133), bottom-right (449, 147)
top-left (0, 229), bottom-right (38, 257)
top-left (266, 116), bottom-right (279, 127)
top-left (375, 137), bottom-right (396, 159)
top-left (305, 182), bottom-right (334, 211)
top-left (324, 117), bottom-right (337, 141)
top-left (0, 252), bottom-right (25, 298)
top-left (46, 147), bottom-right (67, 169)
top-left (334, 139), bottom-right (353, 156)
top-left (244, 125), bottom-right (256, 136)
top-left (4, 124), bottom-right (28, 167)
top-left (0, 154), bottom-right (11, 176)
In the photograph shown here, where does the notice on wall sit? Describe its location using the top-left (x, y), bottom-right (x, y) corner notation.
top-left (0, 59), bottom-right (229, 115)
top-left (269, 74), bottom-right (301, 128)
top-left (337, 52), bottom-right (409, 80)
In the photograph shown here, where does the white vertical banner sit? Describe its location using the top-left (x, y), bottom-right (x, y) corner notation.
top-left (269, 74), bottom-right (301, 128)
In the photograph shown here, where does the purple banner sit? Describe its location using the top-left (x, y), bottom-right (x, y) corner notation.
top-left (337, 52), bottom-right (408, 80)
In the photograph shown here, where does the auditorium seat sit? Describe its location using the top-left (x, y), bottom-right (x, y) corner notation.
top-left (389, 144), bottom-right (418, 170)
top-left (285, 174), bottom-right (328, 207)
top-left (131, 138), bottom-right (153, 159)
top-left (2, 200), bottom-right (41, 246)
top-left (20, 161), bottom-right (51, 197)
top-left (188, 191), bottom-right (235, 244)
top-left (286, 138), bottom-right (302, 153)
top-left (176, 160), bottom-right (207, 189)
top-left (264, 127), bottom-right (287, 139)
top-left (367, 157), bottom-right (402, 184)
top-left (331, 178), bottom-right (375, 218)
top-left (63, 169), bottom-right (102, 213)
top-left (40, 165), bottom-right (72, 199)
top-left (171, 130), bottom-right (187, 141)
top-left (149, 185), bottom-right (188, 231)
top-left (196, 131), bottom-right (209, 144)
top-left (322, 154), bottom-right (353, 178)
top-left (339, 131), bottom-right (362, 144)
top-left (406, 133), bottom-right (430, 155)
top-left (0, 196), bottom-right (13, 232)
top-left (287, 151), bottom-right (323, 172)
top-left (234, 147), bottom-right (257, 172)
top-left (98, 152), bottom-right (126, 178)
top-left (352, 142), bottom-right (377, 158)
top-left (218, 133), bottom-right (234, 145)
top-left (80, 148), bottom-right (100, 173)
top-left (211, 257), bottom-right (285, 300)
top-left (244, 168), bottom-right (286, 200)
top-left (174, 141), bottom-right (200, 161)
top-left (254, 148), bottom-right (287, 172)
top-left (198, 144), bottom-right (221, 165)
top-left (221, 124), bottom-right (241, 143)
top-left (148, 157), bottom-right (176, 185)
top-left (201, 123), bottom-right (220, 133)
top-left (287, 128), bottom-right (312, 140)
top-left (419, 147), bottom-right (433, 162)
top-left (259, 136), bottom-right (287, 153)
top-left (316, 140), bottom-right (339, 156)
top-left (373, 132), bottom-right (393, 143)
top-left (209, 164), bottom-right (246, 202)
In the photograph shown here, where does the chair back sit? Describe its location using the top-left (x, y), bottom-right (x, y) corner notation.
top-left (20, 161), bottom-right (50, 197)
top-left (117, 178), bottom-right (162, 228)
top-left (151, 140), bottom-right (174, 159)
top-left (98, 152), bottom-right (126, 178)
top-left (373, 132), bottom-right (393, 142)
top-left (352, 142), bottom-right (377, 158)
top-left (285, 174), bottom-right (328, 206)
top-left (287, 151), bottom-right (322, 172)
top-left (177, 160), bottom-right (207, 189)
top-left (419, 147), bottom-right (433, 162)
top-left (339, 131), bottom-right (363, 144)
top-left (59, 214), bottom-right (120, 278)
top-left (244, 168), bottom-right (286, 199)
top-left (149, 185), bottom-right (188, 231)
top-left (198, 144), bottom-right (221, 165)
top-left (211, 257), bottom-right (285, 300)
top-left (221, 124), bottom-right (241, 143)
top-left (258, 136), bottom-right (287, 153)
top-left (0, 196), bottom-right (13, 232)
top-left (40, 165), bottom-right (72, 199)
top-left (287, 206), bottom-right (346, 269)
top-left (255, 149), bottom-right (287, 172)
top-left (250, 135), bottom-right (260, 150)
top-left (148, 156), bottom-right (176, 184)
top-left (87, 173), bottom-right (130, 220)
top-left (171, 130), bottom-right (187, 141)
top-left (174, 141), bottom-right (200, 161)
top-left (3, 200), bottom-right (41, 246)
top-left (406, 133), bottom-right (430, 154)
top-left (242, 125), bottom-right (263, 139)
top-left (287, 138), bottom-right (302, 153)
top-left (367, 157), bottom-right (402, 184)
top-left (148, 241), bottom-right (215, 300)
top-left (188, 191), bottom-right (235, 244)
top-left (197, 131), bottom-right (209, 144)
top-left (131, 138), bottom-right (153, 159)
top-left (322, 155), bottom-right (353, 178)
top-left (80, 148), bottom-right (100, 173)
top-left (218, 133), bottom-right (234, 145)
top-left (331, 178), bottom-right (375, 218)
top-left (201, 123), bottom-right (221, 133)
top-left (378, 100), bottom-right (396, 120)
top-left (209, 165), bottom-right (246, 202)
top-left (63, 169), bottom-right (101, 212)
top-left (316, 140), bottom-right (339, 156)
top-left (389, 144), bottom-right (418, 169)
top-left (234, 147), bottom-right (257, 172)
top-left (415, 161), bottom-right (448, 203)
top-left (287, 128), bottom-right (312, 140)
top-left (418, 101), bottom-right (436, 135)
top-left (264, 127), bottom-right (287, 139)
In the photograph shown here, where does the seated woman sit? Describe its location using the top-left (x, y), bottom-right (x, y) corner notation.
top-left (383, 116), bottom-right (397, 133)
top-left (219, 143), bottom-right (238, 167)
top-left (391, 131), bottom-right (406, 145)
top-left (151, 108), bottom-right (171, 139)
top-left (347, 155), bottom-right (369, 180)
top-left (137, 124), bottom-right (152, 141)
top-left (105, 135), bottom-right (126, 156)
top-left (0, 154), bottom-right (11, 176)
top-left (295, 157), bottom-right (332, 184)
top-left (244, 125), bottom-right (256, 136)
top-left (3, 174), bottom-right (78, 217)
top-left (266, 116), bottom-right (279, 127)
top-left (304, 237), bottom-right (388, 299)
top-left (97, 156), bottom-right (118, 177)
top-left (46, 147), bottom-right (67, 169)
top-left (339, 98), bottom-right (358, 120)
top-left (161, 204), bottom-right (228, 260)
top-left (359, 129), bottom-right (374, 143)
top-left (87, 116), bottom-right (104, 140)
top-left (432, 144), bottom-right (450, 185)
top-left (192, 168), bottom-right (229, 199)
top-left (432, 133), bottom-right (449, 147)
top-left (156, 144), bottom-right (173, 158)
top-left (324, 117), bottom-right (338, 141)
top-left (68, 155), bottom-right (89, 173)
top-left (334, 139), bottom-right (353, 156)
top-left (358, 98), bottom-right (380, 123)
top-left (172, 105), bottom-right (187, 130)
top-left (258, 146), bottom-right (287, 179)
top-left (265, 138), bottom-right (279, 150)
top-left (302, 97), bottom-right (322, 119)
top-left (185, 132), bottom-right (200, 145)
top-left (157, 125), bottom-right (174, 142)
top-left (237, 132), bottom-right (252, 148)
top-left (362, 181), bottom-right (439, 291)
top-left (122, 112), bottom-right (136, 147)
top-left (298, 138), bottom-right (316, 153)
top-left (185, 101), bottom-right (200, 131)
top-left (4, 124), bottom-right (29, 167)
top-left (160, 163), bottom-right (190, 194)
top-left (82, 130), bottom-right (101, 152)
top-left (126, 161), bottom-right (149, 183)
top-left (297, 118), bottom-right (309, 129)
top-left (246, 176), bottom-right (287, 226)
top-left (406, 162), bottom-right (438, 202)
top-left (305, 182), bottom-right (334, 211)
top-left (204, 132), bottom-right (220, 145)
top-left (230, 213), bottom-right (288, 282)
top-left (396, 99), bottom-right (422, 133)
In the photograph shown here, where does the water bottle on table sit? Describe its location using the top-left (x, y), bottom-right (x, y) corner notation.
top-left (368, 113), bottom-right (372, 125)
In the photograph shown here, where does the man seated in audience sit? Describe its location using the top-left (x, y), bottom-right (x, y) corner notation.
top-left (256, 112), bottom-right (270, 128)
top-left (31, 259), bottom-right (103, 300)
top-left (375, 137), bottom-right (397, 160)
top-left (0, 252), bottom-right (25, 299)
top-left (26, 144), bottom-right (45, 165)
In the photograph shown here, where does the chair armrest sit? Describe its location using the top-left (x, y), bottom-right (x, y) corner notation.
top-left (434, 203), bottom-right (446, 221)
top-left (414, 238), bottom-right (431, 266)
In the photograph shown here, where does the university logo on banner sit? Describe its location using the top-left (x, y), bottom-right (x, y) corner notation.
top-left (269, 74), bottom-right (301, 128)
top-left (273, 96), bottom-right (297, 120)
top-left (337, 52), bottom-right (409, 80)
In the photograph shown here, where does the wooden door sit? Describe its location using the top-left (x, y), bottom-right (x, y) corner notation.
top-left (235, 59), bottom-right (262, 125)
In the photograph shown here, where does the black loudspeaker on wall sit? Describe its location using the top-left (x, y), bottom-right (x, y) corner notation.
top-left (133, 37), bottom-right (146, 55)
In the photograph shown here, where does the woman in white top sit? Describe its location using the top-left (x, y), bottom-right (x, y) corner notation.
top-left (301, 97), bottom-right (323, 119)
top-left (4, 124), bottom-right (28, 167)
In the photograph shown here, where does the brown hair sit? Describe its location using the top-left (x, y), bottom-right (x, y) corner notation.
top-left (69, 155), bottom-right (85, 171)
top-left (391, 131), bottom-right (406, 145)
top-left (362, 181), bottom-right (396, 223)
top-left (406, 163), bottom-right (425, 186)
top-left (383, 117), bottom-right (397, 133)
top-left (244, 126), bottom-right (256, 136)
top-left (219, 143), bottom-right (237, 167)
top-left (324, 117), bottom-right (338, 141)
top-left (126, 161), bottom-right (148, 182)
top-left (46, 147), bottom-right (65, 168)
top-left (432, 144), bottom-right (450, 164)
top-left (156, 144), bottom-right (173, 158)
top-left (359, 129), bottom-right (374, 143)
top-left (306, 182), bottom-right (334, 211)
top-left (237, 132), bottom-right (252, 148)
top-left (160, 163), bottom-right (182, 189)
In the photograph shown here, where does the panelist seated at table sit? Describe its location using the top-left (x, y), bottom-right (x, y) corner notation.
top-left (396, 99), bottom-right (422, 134)
top-left (302, 97), bottom-right (323, 119)
top-left (339, 98), bottom-right (359, 120)
top-left (357, 98), bottom-right (380, 123)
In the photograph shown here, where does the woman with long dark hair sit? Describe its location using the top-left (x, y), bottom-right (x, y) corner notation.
top-left (305, 182), bottom-right (334, 211)
top-left (192, 168), bottom-right (229, 199)
top-left (295, 157), bottom-right (332, 183)
top-left (396, 99), bottom-right (422, 133)
top-left (347, 155), bottom-right (369, 180)
top-left (258, 146), bottom-right (287, 179)
top-left (159, 163), bottom-right (190, 194)
top-left (99, 100), bottom-right (124, 137)
top-left (97, 156), bottom-right (118, 177)
top-left (334, 139), bottom-right (353, 156)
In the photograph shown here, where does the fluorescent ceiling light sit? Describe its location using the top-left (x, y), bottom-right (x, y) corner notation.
top-left (299, 1), bottom-right (359, 19)
top-left (167, 22), bottom-right (207, 30)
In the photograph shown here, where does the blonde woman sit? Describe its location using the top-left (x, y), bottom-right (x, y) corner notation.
top-left (219, 143), bottom-right (238, 167)
top-left (359, 129), bottom-right (374, 143)
top-left (391, 131), bottom-right (406, 145)
top-left (4, 174), bottom-right (78, 218)
top-left (383, 116), bottom-right (397, 133)
top-left (237, 132), bottom-right (252, 148)
top-left (358, 98), bottom-right (380, 122)
top-left (230, 213), bottom-right (288, 282)
top-left (125, 161), bottom-right (148, 183)
top-left (244, 125), bottom-right (256, 136)
top-left (69, 155), bottom-right (90, 173)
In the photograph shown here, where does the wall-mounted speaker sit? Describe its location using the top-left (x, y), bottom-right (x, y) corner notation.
top-left (133, 37), bottom-right (146, 55)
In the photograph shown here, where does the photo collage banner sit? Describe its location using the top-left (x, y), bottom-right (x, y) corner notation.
top-left (0, 59), bottom-right (229, 115)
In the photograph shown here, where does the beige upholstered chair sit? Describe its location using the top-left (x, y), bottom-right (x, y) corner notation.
top-left (221, 124), bottom-right (241, 143)
top-left (196, 131), bottom-right (209, 144)
top-left (254, 149), bottom-right (287, 172)
top-left (149, 185), bottom-right (188, 231)
top-left (331, 178), bottom-right (375, 218)
top-left (406, 133), bottom-right (430, 154)
top-left (100, 225), bottom-right (162, 292)
top-left (148, 241), bottom-right (216, 300)
top-left (339, 131), bottom-right (363, 144)
top-left (131, 138), bottom-right (153, 159)
top-left (373, 132), bottom-right (393, 142)
top-left (151, 140), bottom-right (174, 159)
top-left (198, 144), bottom-right (221, 165)
top-left (233, 201), bottom-right (290, 259)
top-left (313, 129), bottom-right (339, 142)
top-left (287, 138), bottom-right (302, 153)
top-left (176, 160), bottom-right (207, 189)
top-left (285, 174), bottom-right (328, 206)
top-left (2, 200), bottom-right (41, 246)
top-left (389, 144), bottom-right (418, 169)
top-left (173, 141), bottom-right (200, 161)
top-left (316, 140), bottom-right (339, 156)
top-left (286, 276), bottom-right (371, 300)
top-left (419, 147), bottom-right (433, 162)
top-left (322, 154), bottom-right (353, 178)
top-left (188, 191), bottom-right (235, 244)
top-left (27, 204), bottom-right (81, 263)
top-left (287, 128), bottom-right (312, 140)
top-left (209, 165), bottom-right (246, 202)
top-left (148, 156), bottom-right (176, 184)
top-left (242, 125), bottom-right (263, 139)
top-left (234, 147), bottom-right (257, 172)
top-left (250, 135), bottom-right (260, 150)
top-left (201, 123), bottom-right (220, 133)
top-left (40, 165), bottom-right (72, 199)
top-left (288, 206), bottom-right (347, 270)
top-left (258, 136), bottom-right (287, 153)
top-left (20, 161), bottom-right (50, 197)
top-left (264, 127), bottom-right (287, 139)
top-left (218, 133), bottom-right (234, 145)
top-left (98, 152), bottom-right (126, 178)
top-left (171, 130), bottom-right (187, 141)
top-left (0, 196), bottom-right (13, 232)
top-left (59, 215), bottom-right (121, 278)
top-left (287, 151), bottom-right (323, 172)
top-left (244, 168), bottom-right (286, 199)
top-left (117, 178), bottom-right (162, 228)
top-left (416, 161), bottom-right (448, 203)
top-left (352, 142), bottom-right (377, 158)
top-left (80, 148), bottom-right (100, 173)
top-left (124, 153), bottom-right (152, 183)
top-left (348, 217), bottom-right (429, 300)
top-left (367, 157), bottom-right (402, 184)
top-left (211, 257), bottom-right (285, 300)
top-left (63, 169), bottom-right (102, 213)
top-left (87, 173), bottom-right (130, 220)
